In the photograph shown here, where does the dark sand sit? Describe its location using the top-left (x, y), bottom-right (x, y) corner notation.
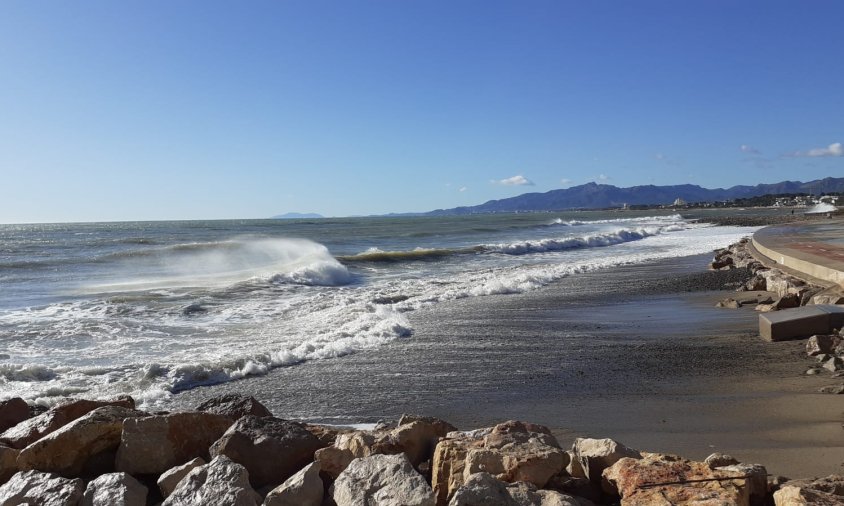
top-left (169, 254), bottom-right (844, 478)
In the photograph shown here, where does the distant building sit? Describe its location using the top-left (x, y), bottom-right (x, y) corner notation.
top-left (673, 197), bottom-right (686, 207)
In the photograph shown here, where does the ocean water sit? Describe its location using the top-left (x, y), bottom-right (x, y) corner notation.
top-left (0, 212), bottom-right (756, 407)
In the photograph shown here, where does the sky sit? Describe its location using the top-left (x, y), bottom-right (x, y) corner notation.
top-left (1, 1), bottom-right (843, 223)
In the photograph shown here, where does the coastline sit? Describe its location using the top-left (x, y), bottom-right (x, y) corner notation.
top-left (166, 249), bottom-right (843, 478)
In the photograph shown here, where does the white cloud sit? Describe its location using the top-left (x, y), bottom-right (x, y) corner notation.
top-left (492, 175), bottom-right (534, 186)
top-left (597, 174), bottom-right (610, 181)
top-left (788, 142), bottom-right (843, 158)
top-left (560, 178), bottom-right (572, 185)
top-left (740, 144), bottom-right (761, 155)
top-left (459, 186), bottom-right (467, 192)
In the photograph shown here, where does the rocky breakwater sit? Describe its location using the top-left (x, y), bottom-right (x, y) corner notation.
top-left (1, 393), bottom-right (843, 505)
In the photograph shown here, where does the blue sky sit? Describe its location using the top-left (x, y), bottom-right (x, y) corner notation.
top-left (1, 1), bottom-right (842, 222)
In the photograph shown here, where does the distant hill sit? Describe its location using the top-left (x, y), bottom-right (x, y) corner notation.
top-left (428, 177), bottom-right (844, 215)
top-left (271, 212), bottom-right (324, 219)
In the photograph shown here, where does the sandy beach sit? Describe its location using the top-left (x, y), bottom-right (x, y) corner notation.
top-left (167, 252), bottom-right (844, 479)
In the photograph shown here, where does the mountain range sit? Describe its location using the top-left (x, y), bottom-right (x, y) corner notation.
top-left (428, 177), bottom-right (844, 215)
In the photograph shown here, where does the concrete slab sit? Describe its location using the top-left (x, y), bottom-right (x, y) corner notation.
top-left (758, 305), bottom-right (844, 342)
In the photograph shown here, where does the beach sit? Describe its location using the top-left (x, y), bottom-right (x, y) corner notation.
top-left (167, 252), bottom-right (844, 479)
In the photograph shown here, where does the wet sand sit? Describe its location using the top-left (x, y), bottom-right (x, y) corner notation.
top-left (168, 254), bottom-right (844, 479)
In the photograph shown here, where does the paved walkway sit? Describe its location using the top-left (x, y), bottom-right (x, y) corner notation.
top-left (752, 218), bottom-right (844, 288)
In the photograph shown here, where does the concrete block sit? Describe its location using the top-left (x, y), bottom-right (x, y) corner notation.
top-left (759, 306), bottom-right (831, 342)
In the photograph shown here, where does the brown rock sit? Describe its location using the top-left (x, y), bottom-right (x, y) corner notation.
top-left (573, 437), bottom-right (641, 488)
top-left (807, 335), bottom-right (843, 357)
top-left (82, 472), bottom-right (147, 506)
top-left (716, 298), bottom-right (741, 309)
top-left (157, 457), bottom-right (206, 498)
top-left (603, 452), bottom-right (766, 505)
top-left (448, 471), bottom-right (580, 506)
top-left (0, 445), bottom-right (19, 484)
top-left (704, 452), bottom-right (740, 469)
top-left (209, 415), bottom-right (323, 489)
top-left (432, 421), bottom-right (567, 505)
top-left (0, 470), bottom-right (84, 506)
top-left (17, 405), bottom-right (144, 477)
top-left (195, 394), bottom-right (272, 420)
top-left (315, 446), bottom-right (356, 480)
top-left (819, 384), bottom-right (844, 394)
top-left (163, 455), bottom-right (261, 506)
top-left (0, 398), bottom-right (29, 434)
top-left (263, 461), bottom-right (323, 506)
top-left (115, 411), bottom-right (233, 475)
top-left (0, 396), bottom-right (134, 450)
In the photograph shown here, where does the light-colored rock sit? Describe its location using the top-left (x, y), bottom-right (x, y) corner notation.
top-left (602, 452), bottom-right (766, 505)
top-left (0, 445), bottom-right (18, 484)
top-left (773, 474), bottom-right (844, 505)
top-left (0, 470), bottom-right (84, 506)
top-left (157, 457), bottom-right (206, 498)
top-left (573, 437), bottom-right (641, 487)
top-left (704, 452), bottom-right (740, 469)
top-left (163, 455), bottom-right (261, 506)
top-left (263, 462), bottom-right (323, 506)
top-left (807, 335), bottom-right (843, 356)
top-left (331, 453), bottom-right (435, 506)
top-left (116, 411), bottom-right (232, 475)
top-left (811, 294), bottom-right (844, 305)
top-left (821, 356), bottom-right (844, 372)
top-left (17, 406), bottom-right (143, 477)
top-left (0, 397), bottom-right (134, 450)
top-left (716, 298), bottom-right (741, 309)
top-left (432, 421), bottom-right (566, 505)
top-left (315, 446), bottom-right (356, 479)
top-left (82, 472), bottom-right (147, 506)
top-left (209, 415), bottom-right (323, 489)
top-left (196, 393), bottom-right (273, 420)
top-left (819, 384), bottom-right (844, 394)
top-left (564, 451), bottom-right (585, 478)
top-left (448, 472), bottom-right (580, 506)
top-left (0, 399), bottom-right (29, 434)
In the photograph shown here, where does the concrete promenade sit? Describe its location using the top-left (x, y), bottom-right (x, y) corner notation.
top-left (752, 218), bottom-right (844, 288)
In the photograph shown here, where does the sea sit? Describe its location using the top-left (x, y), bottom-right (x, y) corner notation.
top-left (0, 211), bottom-right (756, 408)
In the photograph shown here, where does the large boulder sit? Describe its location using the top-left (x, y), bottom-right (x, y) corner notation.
top-left (0, 399), bottom-right (29, 434)
top-left (209, 415), bottom-right (323, 489)
top-left (82, 472), bottom-right (147, 506)
top-left (195, 394), bottom-right (272, 420)
top-left (603, 452), bottom-right (766, 505)
top-left (448, 472), bottom-right (579, 506)
top-left (773, 474), bottom-right (844, 505)
top-left (0, 445), bottom-right (18, 484)
top-left (330, 453), bottom-right (435, 506)
top-left (315, 446), bottom-right (356, 480)
top-left (0, 397), bottom-right (134, 450)
top-left (163, 455), bottom-right (261, 506)
top-left (116, 412), bottom-right (232, 475)
top-left (17, 406), bottom-right (144, 477)
top-left (157, 457), bottom-right (206, 498)
top-left (263, 461), bottom-right (323, 506)
top-left (572, 437), bottom-right (640, 488)
top-left (432, 421), bottom-right (567, 505)
top-left (0, 470), bottom-right (84, 506)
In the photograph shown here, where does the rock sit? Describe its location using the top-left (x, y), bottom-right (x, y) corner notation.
top-left (163, 455), bottom-right (261, 506)
top-left (82, 472), bottom-right (147, 506)
top-left (195, 394), bottom-right (273, 420)
top-left (821, 356), bottom-right (844, 373)
top-left (710, 257), bottom-right (734, 270)
top-left (811, 294), bottom-right (844, 305)
top-left (0, 399), bottom-right (29, 434)
top-left (0, 445), bottom-right (19, 484)
top-left (448, 472), bottom-right (580, 506)
top-left (564, 451), bottom-right (585, 478)
top-left (774, 294), bottom-right (801, 310)
top-left (157, 457), bottom-right (206, 498)
top-left (398, 415), bottom-right (458, 437)
top-left (806, 367), bottom-right (822, 375)
top-left (303, 423), bottom-right (346, 447)
top-left (602, 452), bottom-right (767, 505)
top-left (0, 470), bottom-right (84, 506)
top-left (0, 397), bottom-right (135, 450)
top-left (704, 452), bottom-right (740, 469)
top-left (773, 475), bottom-right (844, 505)
top-left (819, 384), bottom-right (844, 394)
top-left (432, 421), bottom-right (566, 505)
top-left (572, 437), bottom-right (641, 488)
top-left (116, 411), bottom-right (233, 475)
top-left (315, 446), bottom-right (356, 480)
top-left (545, 473), bottom-right (599, 503)
top-left (263, 461), bottom-right (323, 506)
top-left (744, 275), bottom-right (767, 291)
top-left (716, 298), bottom-right (741, 309)
top-left (209, 415), bottom-right (323, 489)
top-left (330, 453), bottom-right (435, 506)
top-left (806, 335), bottom-right (843, 356)
top-left (17, 406), bottom-right (144, 477)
